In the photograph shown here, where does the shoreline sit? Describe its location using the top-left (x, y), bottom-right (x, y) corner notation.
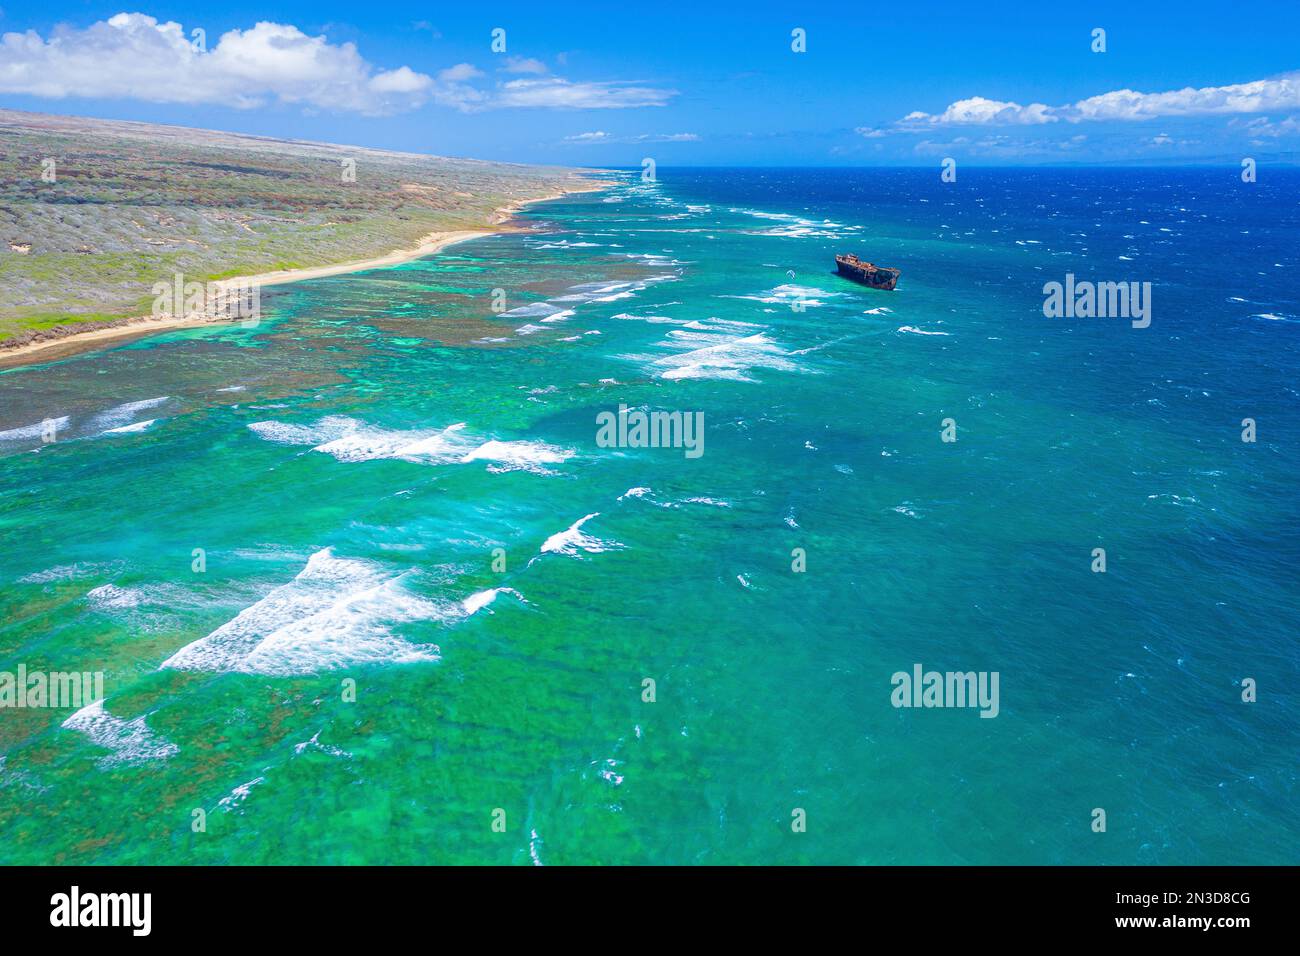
top-left (0, 181), bottom-right (609, 370)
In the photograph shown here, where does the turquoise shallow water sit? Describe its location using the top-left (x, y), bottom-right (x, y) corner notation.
top-left (0, 168), bottom-right (1297, 864)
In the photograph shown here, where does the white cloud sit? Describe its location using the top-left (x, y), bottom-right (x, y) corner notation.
top-left (497, 78), bottom-right (675, 109)
top-left (889, 71), bottom-right (1300, 130)
top-left (563, 131), bottom-right (698, 144)
top-left (911, 133), bottom-right (1091, 158)
top-left (438, 63), bottom-right (483, 83)
top-left (900, 96), bottom-right (1057, 128)
top-left (1231, 114), bottom-right (1300, 139)
top-left (1072, 73), bottom-right (1300, 121)
top-left (0, 13), bottom-right (434, 114)
top-left (370, 66), bottom-right (431, 94)
top-left (0, 13), bottom-right (676, 115)
top-left (502, 56), bottom-right (548, 75)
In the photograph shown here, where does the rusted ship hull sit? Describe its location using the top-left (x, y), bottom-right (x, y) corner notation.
top-left (835, 254), bottom-right (900, 291)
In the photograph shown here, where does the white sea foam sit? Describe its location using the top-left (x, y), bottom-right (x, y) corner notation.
top-left (539, 513), bottom-right (622, 557)
top-left (553, 280), bottom-right (636, 303)
top-left (461, 586), bottom-right (526, 615)
top-left (159, 548), bottom-right (443, 675)
top-left (613, 312), bottom-right (753, 333)
top-left (462, 439), bottom-right (573, 475)
top-left (62, 701), bottom-right (179, 767)
top-left (897, 326), bottom-right (950, 336)
top-left (218, 775), bottom-right (265, 811)
top-left (86, 583), bottom-right (142, 610)
top-left (595, 757), bottom-right (624, 787)
top-left (0, 416), bottom-right (70, 443)
top-left (526, 239), bottom-right (602, 249)
top-left (293, 730), bottom-right (351, 758)
top-left (249, 417), bottom-right (571, 473)
top-left (88, 396), bottom-right (169, 432)
top-left (247, 416), bottom-right (354, 448)
top-left (312, 421), bottom-right (470, 463)
top-left (501, 301), bottom-right (567, 318)
top-left (729, 207), bottom-right (849, 238)
top-left (20, 562), bottom-right (110, 584)
top-left (726, 283), bottom-right (843, 308)
top-left (622, 252), bottom-right (688, 267)
top-left (104, 419), bottom-right (157, 434)
top-left (612, 312), bottom-right (683, 325)
top-left (633, 329), bottom-right (801, 383)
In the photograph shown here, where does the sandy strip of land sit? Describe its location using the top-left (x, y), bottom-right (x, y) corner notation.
top-left (0, 182), bottom-right (608, 369)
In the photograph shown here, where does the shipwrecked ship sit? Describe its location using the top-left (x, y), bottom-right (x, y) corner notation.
top-left (835, 254), bottom-right (900, 291)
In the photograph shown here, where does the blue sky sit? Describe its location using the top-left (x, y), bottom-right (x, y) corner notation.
top-left (2, 1), bottom-right (1299, 165)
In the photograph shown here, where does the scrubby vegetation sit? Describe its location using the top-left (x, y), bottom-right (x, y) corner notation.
top-left (0, 109), bottom-right (591, 344)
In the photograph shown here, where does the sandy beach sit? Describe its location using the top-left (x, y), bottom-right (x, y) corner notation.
top-left (0, 182), bottom-right (607, 369)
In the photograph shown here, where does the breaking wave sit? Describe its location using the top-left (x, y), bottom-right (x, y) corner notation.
top-left (248, 416), bottom-right (573, 474)
top-left (159, 548), bottom-right (444, 675)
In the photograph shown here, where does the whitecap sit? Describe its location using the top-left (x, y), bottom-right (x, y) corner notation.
top-left (159, 548), bottom-right (443, 675)
top-left (461, 439), bottom-right (574, 475)
top-left (0, 416), bottom-right (70, 443)
top-left (500, 301), bottom-right (568, 318)
top-left (725, 283), bottom-right (843, 308)
top-left (62, 701), bottom-right (179, 768)
top-left (104, 419), bottom-right (157, 435)
top-left (218, 775), bottom-right (266, 811)
top-left (461, 587), bottom-right (526, 615)
top-left (250, 417), bottom-right (570, 474)
top-left (638, 330), bottom-right (801, 383)
top-left (538, 513), bottom-right (622, 557)
top-left (86, 583), bottom-right (141, 610)
top-left (88, 396), bottom-right (169, 433)
top-left (20, 562), bottom-right (109, 584)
